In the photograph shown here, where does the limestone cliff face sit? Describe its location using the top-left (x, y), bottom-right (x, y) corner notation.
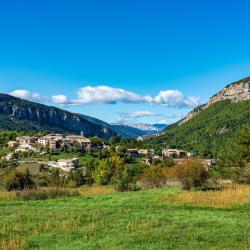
top-left (0, 93), bottom-right (116, 138)
top-left (179, 77), bottom-right (250, 125)
top-left (207, 77), bottom-right (250, 105)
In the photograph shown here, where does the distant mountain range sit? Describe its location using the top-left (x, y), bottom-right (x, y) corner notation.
top-left (0, 93), bottom-right (166, 138)
top-left (111, 122), bottom-right (167, 135)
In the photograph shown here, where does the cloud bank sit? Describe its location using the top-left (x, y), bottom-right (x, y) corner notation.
top-left (51, 85), bottom-right (200, 108)
top-left (9, 85), bottom-right (200, 109)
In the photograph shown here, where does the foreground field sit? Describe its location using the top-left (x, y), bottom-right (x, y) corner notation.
top-left (1, 186), bottom-right (250, 250)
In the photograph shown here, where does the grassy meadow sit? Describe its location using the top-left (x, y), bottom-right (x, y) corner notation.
top-left (1, 186), bottom-right (250, 250)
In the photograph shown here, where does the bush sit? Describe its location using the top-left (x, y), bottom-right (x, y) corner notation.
top-left (234, 164), bottom-right (250, 184)
top-left (160, 157), bottom-right (174, 168)
top-left (3, 168), bottom-right (36, 191)
top-left (139, 166), bottom-right (167, 189)
top-left (14, 188), bottom-right (80, 200)
top-left (167, 159), bottom-right (208, 190)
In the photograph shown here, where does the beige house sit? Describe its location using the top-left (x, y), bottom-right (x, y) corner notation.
top-left (38, 134), bottom-right (64, 149)
top-left (16, 136), bottom-right (38, 146)
top-left (7, 141), bottom-right (18, 148)
top-left (65, 134), bottom-right (91, 150)
top-left (162, 148), bottom-right (187, 158)
top-left (138, 149), bottom-right (155, 157)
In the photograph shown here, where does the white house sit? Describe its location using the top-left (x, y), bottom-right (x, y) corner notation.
top-left (57, 158), bottom-right (79, 171)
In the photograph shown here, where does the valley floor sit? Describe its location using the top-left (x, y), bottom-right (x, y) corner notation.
top-left (0, 187), bottom-right (250, 250)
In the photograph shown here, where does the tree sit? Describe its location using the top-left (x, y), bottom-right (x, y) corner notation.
top-left (67, 169), bottom-right (85, 187)
top-left (113, 163), bottom-right (146, 192)
top-left (219, 126), bottom-right (250, 169)
top-left (168, 159), bottom-right (208, 190)
top-left (3, 168), bottom-right (36, 191)
top-left (94, 155), bottom-right (124, 185)
top-left (94, 159), bottom-right (112, 185)
top-left (50, 168), bottom-right (60, 187)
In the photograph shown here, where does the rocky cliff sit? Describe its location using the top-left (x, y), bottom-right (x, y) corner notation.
top-left (179, 77), bottom-right (250, 125)
top-left (208, 77), bottom-right (250, 105)
top-left (0, 93), bottom-right (116, 138)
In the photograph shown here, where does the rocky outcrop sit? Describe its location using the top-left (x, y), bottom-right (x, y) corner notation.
top-left (207, 77), bottom-right (250, 105)
top-left (178, 77), bottom-right (250, 126)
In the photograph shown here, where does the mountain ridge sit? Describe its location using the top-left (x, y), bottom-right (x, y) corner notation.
top-left (178, 76), bottom-right (250, 125)
top-left (0, 93), bottom-right (116, 138)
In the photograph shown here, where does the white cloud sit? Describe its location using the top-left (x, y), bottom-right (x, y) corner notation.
top-left (13, 85), bottom-right (200, 110)
top-left (154, 90), bottom-right (200, 108)
top-left (75, 86), bottom-right (149, 104)
top-left (51, 85), bottom-right (200, 109)
top-left (121, 110), bottom-right (160, 118)
top-left (115, 110), bottom-right (162, 126)
top-left (10, 90), bottom-right (44, 102)
top-left (51, 95), bottom-right (72, 105)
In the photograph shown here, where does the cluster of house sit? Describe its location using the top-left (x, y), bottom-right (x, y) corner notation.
top-left (7, 133), bottom-right (92, 152)
top-left (124, 147), bottom-right (195, 165)
top-left (126, 148), bottom-right (194, 159)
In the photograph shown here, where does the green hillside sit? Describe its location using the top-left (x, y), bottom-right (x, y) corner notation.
top-left (145, 99), bottom-right (250, 158)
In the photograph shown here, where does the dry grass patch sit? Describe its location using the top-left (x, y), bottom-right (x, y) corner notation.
top-left (78, 186), bottom-right (115, 196)
top-left (0, 238), bottom-right (27, 250)
top-left (0, 190), bottom-right (16, 200)
top-left (165, 185), bottom-right (250, 208)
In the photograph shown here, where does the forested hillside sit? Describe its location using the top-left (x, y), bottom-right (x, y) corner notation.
top-left (144, 99), bottom-right (250, 158)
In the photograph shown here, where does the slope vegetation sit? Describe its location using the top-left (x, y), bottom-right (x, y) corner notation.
top-left (147, 99), bottom-right (250, 157)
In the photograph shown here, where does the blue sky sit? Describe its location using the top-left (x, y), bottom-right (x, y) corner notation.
top-left (0, 0), bottom-right (250, 124)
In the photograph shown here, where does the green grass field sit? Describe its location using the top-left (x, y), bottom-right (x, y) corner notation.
top-left (1, 187), bottom-right (250, 250)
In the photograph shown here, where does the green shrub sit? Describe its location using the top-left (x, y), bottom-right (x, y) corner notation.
top-left (14, 188), bottom-right (80, 200)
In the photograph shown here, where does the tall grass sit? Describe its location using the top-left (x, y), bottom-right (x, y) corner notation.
top-left (165, 185), bottom-right (250, 208)
top-left (77, 185), bottom-right (115, 196)
top-left (0, 186), bottom-right (115, 201)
